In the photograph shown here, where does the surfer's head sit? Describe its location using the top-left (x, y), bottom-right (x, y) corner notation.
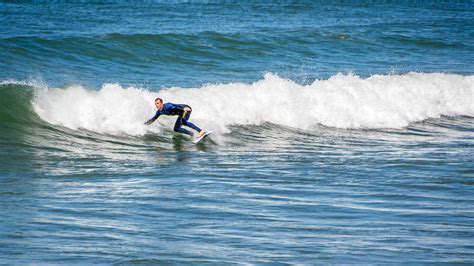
top-left (154, 97), bottom-right (163, 110)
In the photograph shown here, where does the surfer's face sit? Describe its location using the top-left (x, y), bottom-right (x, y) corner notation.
top-left (155, 100), bottom-right (163, 110)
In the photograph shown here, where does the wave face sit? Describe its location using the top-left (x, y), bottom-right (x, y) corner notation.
top-left (0, 83), bottom-right (35, 125)
top-left (28, 72), bottom-right (474, 136)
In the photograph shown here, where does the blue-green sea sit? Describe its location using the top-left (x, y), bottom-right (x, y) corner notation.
top-left (1, 1), bottom-right (473, 264)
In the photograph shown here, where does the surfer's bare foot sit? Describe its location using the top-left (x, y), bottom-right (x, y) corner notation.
top-left (197, 130), bottom-right (206, 138)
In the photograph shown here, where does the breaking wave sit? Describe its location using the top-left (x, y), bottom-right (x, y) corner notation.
top-left (2, 72), bottom-right (473, 137)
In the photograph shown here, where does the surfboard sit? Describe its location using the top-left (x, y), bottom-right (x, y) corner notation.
top-left (192, 131), bottom-right (212, 144)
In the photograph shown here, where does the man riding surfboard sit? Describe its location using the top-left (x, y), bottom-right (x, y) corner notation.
top-left (145, 97), bottom-right (209, 141)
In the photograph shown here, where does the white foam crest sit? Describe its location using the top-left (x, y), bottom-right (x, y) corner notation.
top-left (33, 83), bottom-right (159, 136)
top-left (32, 72), bottom-right (474, 136)
top-left (164, 72), bottom-right (474, 130)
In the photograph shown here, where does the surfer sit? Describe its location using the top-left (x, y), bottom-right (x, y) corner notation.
top-left (145, 97), bottom-right (207, 139)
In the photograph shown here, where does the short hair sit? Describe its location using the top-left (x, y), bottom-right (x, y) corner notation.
top-left (154, 97), bottom-right (163, 103)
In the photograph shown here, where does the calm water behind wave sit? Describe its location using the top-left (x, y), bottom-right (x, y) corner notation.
top-left (1, 2), bottom-right (473, 87)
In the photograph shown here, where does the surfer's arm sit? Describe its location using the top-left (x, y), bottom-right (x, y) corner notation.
top-left (144, 111), bottom-right (160, 125)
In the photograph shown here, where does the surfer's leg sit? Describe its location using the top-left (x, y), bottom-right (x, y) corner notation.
top-left (181, 111), bottom-right (202, 133)
top-left (183, 121), bottom-right (202, 132)
top-left (173, 116), bottom-right (193, 136)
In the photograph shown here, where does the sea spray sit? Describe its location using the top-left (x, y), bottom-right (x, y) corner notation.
top-left (30, 72), bottom-right (474, 136)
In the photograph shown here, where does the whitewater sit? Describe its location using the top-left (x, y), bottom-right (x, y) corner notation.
top-left (32, 72), bottom-right (474, 136)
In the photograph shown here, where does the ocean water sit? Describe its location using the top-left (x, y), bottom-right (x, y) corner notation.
top-left (1, 1), bottom-right (474, 264)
